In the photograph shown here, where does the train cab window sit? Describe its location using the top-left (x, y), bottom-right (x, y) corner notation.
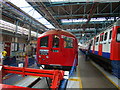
top-left (63, 36), bottom-right (73, 48)
top-left (116, 28), bottom-right (120, 42)
top-left (109, 31), bottom-right (112, 39)
top-left (52, 35), bottom-right (59, 48)
top-left (40, 36), bottom-right (49, 47)
top-left (104, 32), bottom-right (108, 41)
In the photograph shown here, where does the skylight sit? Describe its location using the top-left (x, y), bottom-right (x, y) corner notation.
top-left (61, 19), bottom-right (87, 23)
top-left (8, 0), bottom-right (55, 29)
top-left (61, 18), bottom-right (115, 23)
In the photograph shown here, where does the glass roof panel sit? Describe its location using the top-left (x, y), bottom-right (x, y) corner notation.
top-left (8, 0), bottom-right (55, 28)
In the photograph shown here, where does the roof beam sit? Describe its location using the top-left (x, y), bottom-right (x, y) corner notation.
top-left (54, 13), bottom-right (119, 18)
top-left (44, 2), bottom-right (110, 7)
top-left (28, 2), bottom-right (61, 28)
top-left (61, 21), bottom-right (113, 25)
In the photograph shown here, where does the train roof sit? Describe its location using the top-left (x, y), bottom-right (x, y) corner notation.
top-left (39, 29), bottom-right (76, 38)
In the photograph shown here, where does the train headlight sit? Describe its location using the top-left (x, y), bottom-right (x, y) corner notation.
top-left (46, 56), bottom-right (49, 58)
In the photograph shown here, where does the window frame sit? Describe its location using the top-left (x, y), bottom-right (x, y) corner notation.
top-left (40, 36), bottom-right (49, 47)
top-left (96, 36), bottom-right (99, 45)
top-left (52, 35), bottom-right (60, 48)
top-left (104, 32), bottom-right (108, 41)
top-left (62, 35), bottom-right (74, 48)
top-left (109, 31), bottom-right (112, 40)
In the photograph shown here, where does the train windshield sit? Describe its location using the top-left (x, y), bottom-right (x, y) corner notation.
top-left (40, 36), bottom-right (49, 47)
top-left (52, 35), bottom-right (59, 48)
top-left (116, 28), bottom-right (120, 42)
top-left (62, 35), bottom-right (73, 48)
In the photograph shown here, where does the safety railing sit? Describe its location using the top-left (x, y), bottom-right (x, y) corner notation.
top-left (1, 65), bottom-right (64, 89)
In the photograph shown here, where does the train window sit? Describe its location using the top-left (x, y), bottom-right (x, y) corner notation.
top-left (116, 28), bottom-right (120, 42)
top-left (63, 36), bottom-right (73, 48)
top-left (52, 35), bottom-right (59, 48)
top-left (96, 37), bottom-right (99, 42)
top-left (40, 36), bottom-right (49, 47)
top-left (104, 32), bottom-right (108, 41)
top-left (109, 31), bottom-right (112, 39)
top-left (91, 40), bottom-right (93, 45)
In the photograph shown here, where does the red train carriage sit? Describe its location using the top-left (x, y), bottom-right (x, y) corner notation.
top-left (36, 29), bottom-right (78, 70)
top-left (83, 19), bottom-right (120, 78)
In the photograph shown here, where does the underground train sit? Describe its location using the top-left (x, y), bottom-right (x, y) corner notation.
top-left (36, 29), bottom-right (78, 70)
top-left (80, 19), bottom-right (120, 78)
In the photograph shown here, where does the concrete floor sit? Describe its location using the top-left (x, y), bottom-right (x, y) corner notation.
top-left (78, 51), bottom-right (117, 89)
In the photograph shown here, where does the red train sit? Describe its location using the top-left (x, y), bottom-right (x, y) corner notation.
top-left (36, 29), bottom-right (78, 70)
top-left (80, 19), bottom-right (120, 78)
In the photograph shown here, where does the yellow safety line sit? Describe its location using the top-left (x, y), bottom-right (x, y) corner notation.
top-left (91, 61), bottom-right (120, 89)
top-left (68, 78), bottom-right (80, 81)
top-left (77, 65), bottom-right (83, 90)
top-left (78, 77), bottom-right (83, 90)
top-left (30, 76), bottom-right (40, 78)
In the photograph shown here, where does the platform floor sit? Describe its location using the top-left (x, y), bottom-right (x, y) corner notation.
top-left (78, 51), bottom-right (118, 89)
top-left (2, 51), bottom-right (119, 89)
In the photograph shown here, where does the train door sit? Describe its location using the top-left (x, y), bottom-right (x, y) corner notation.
top-left (61, 35), bottom-right (74, 66)
top-left (49, 35), bottom-right (61, 65)
top-left (98, 33), bottom-right (104, 56)
top-left (115, 28), bottom-right (120, 60)
top-left (102, 31), bottom-right (110, 59)
top-left (95, 36), bottom-right (99, 55)
top-left (111, 27), bottom-right (120, 60)
top-left (108, 30), bottom-right (112, 58)
top-left (38, 36), bottom-right (50, 65)
top-left (92, 37), bottom-right (95, 53)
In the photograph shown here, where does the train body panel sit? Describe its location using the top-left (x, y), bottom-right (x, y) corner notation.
top-left (111, 26), bottom-right (120, 60)
top-left (36, 30), bottom-right (78, 70)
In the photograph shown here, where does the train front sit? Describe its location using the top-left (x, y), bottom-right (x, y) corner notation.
top-left (36, 30), bottom-right (78, 70)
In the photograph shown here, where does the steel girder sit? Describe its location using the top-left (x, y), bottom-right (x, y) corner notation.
top-left (44, 2), bottom-right (110, 7)
top-left (61, 21), bottom-right (113, 25)
top-left (27, 2), bottom-right (61, 29)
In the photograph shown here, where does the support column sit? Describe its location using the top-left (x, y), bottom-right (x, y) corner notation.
top-left (14, 20), bottom-right (19, 51)
top-left (0, 1), bottom-right (3, 44)
top-left (36, 29), bottom-right (39, 38)
top-left (28, 23), bottom-right (32, 43)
